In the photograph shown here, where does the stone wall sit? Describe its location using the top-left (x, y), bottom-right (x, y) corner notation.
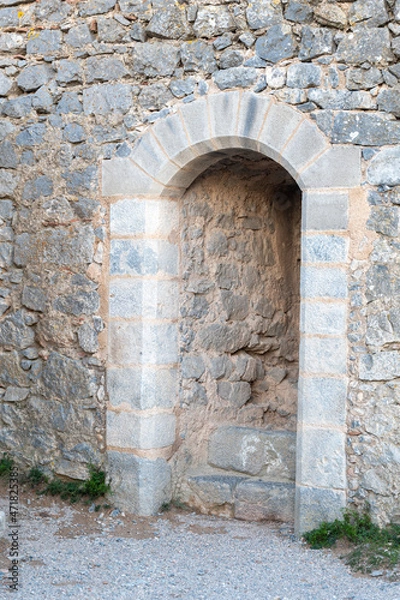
top-left (0, 0), bottom-right (400, 523)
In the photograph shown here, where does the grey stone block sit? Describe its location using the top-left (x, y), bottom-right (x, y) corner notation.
top-left (0, 71), bottom-right (12, 96)
top-left (2, 96), bottom-right (32, 118)
top-left (54, 290), bottom-right (99, 316)
top-left (193, 6), bottom-right (235, 38)
top-left (198, 323), bottom-right (251, 353)
top-left (102, 157), bottom-right (163, 197)
top-left (85, 56), bottom-right (128, 84)
top-left (180, 41), bottom-right (217, 74)
top-left (301, 266), bottom-right (347, 299)
top-left (295, 486), bottom-right (346, 536)
top-left (79, 0), bottom-right (117, 16)
top-left (145, 199), bottom-right (179, 237)
top-left (0, 32), bottom-right (25, 53)
top-left (107, 411), bottom-right (176, 450)
top-left (63, 123), bottom-right (85, 144)
top-left (298, 376), bottom-right (347, 428)
top-left (285, 0), bottom-right (313, 24)
top-left (287, 63), bottom-right (322, 88)
top-left (0, 170), bottom-right (17, 198)
top-left (237, 92), bottom-right (272, 141)
top-left (300, 301), bottom-right (347, 336)
top-left (349, 0), bottom-right (388, 28)
top-left (302, 234), bottom-right (348, 264)
top-left (308, 89), bottom-right (374, 110)
top-left (110, 199), bottom-right (145, 236)
top-left (65, 24), bottom-right (93, 47)
top-left (179, 98), bottom-right (213, 154)
top-left (255, 24), bottom-right (297, 63)
top-left (107, 366), bottom-right (177, 410)
top-left (0, 243), bottom-right (12, 268)
top-left (22, 286), bottom-right (46, 312)
top-left (27, 30), bottom-right (62, 55)
top-left (259, 101), bottom-right (304, 163)
top-left (0, 351), bottom-right (29, 387)
top-left (146, 3), bottom-right (189, 39)
top-left (331, 112), bottom-right (400, 146)
top-left (107, 451), bottom-right (171, 515)
top-left (138, 83), bottom-right (173, 111)
top-left (298, 428), bottom-right (346, 489)
top-left (110, 279), bottom-right (178, 320)
top-left (4, 386), bottom-right (29, 402)
top-left (108, 321), bottom-right (142, 365)
top-left (367, 147), bottom-right (400, 187)
top-left (181, 355), bottom-right (205, 380)
top-left (207, 91), bottom-right (240, 147)
top-left (213, 32), bottom-right (233, 51)
top-left (302, 192), bottom-right (348, 231)
top-left (246, 0), bottom-right (282, 29)
top-left (220, 49), bottom-right (244, 69)
top-left (151, 112), bottom-right (197, 168)
top-left (214, 66), bottom-right (258, 90)
top-left (336, 27), bottom-right (392, 66)
top-left (42, 352), bottom-right (94, 400)
top-left (359, 352), bottom-right (400, 381)
top-left (57, 91), bottom-right (83, 115)
top-left (56, 60), bottom-right (82, 84)
top-left (281, 118), bottom-right (328, 174)
top-left (0, 7), bottom-right (18, 28)
top-left (217, 381), bottom-right (251, 407)
top-left (110, 239), bottom-right (178, 277)
top-left (187, 475), bottom-right (245, 506)
top-left (142, 322), bottom-right (178, 365)
top-left (131, 42), bottom-right (179, 77)
top-left (300, 146), bottom-right (361, 189)
top-left (300, 336), bottom-right (347, 375)
top-left (83, 84), bottom-right (132, 116)
top-left (16, 123), bottom-right (46, 147)
top-left (0, 310), bottom-right (34, 350)
top-left (77, 323), bottom-right (98, 354)
top-left (130, 133), bottom-right (175, 183)
top-left (234, 480), bottom-right (295, 522)
top-left (346, 67), bottom-right (383, 90)
top-left (209, 426), bottom-right (296, 480)
top-left (378, 88), bottom-right (400, 118)
top-left (299, 26), bottom-right (334, 61)
top-left (97, 16), bottom-right (126, 43)
top-left (367, 206), bottom-right (399, 237)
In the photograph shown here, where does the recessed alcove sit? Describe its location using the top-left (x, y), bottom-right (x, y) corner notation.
top-left (173, 152), bottom-right (301, 520)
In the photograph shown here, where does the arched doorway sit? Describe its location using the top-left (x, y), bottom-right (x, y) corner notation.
top-left (102, 91), bottom-right (361, 534)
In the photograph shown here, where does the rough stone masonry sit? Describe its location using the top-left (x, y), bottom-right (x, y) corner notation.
top-left (1, 0), bottom-right (400, 531)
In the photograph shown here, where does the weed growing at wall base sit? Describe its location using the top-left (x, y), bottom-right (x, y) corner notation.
top-left (304, 508), bottom-right (400, 574)
top-left (0, 454), bottom-right (14, 477)
top-left (26, 464), bottom-right (111, 504)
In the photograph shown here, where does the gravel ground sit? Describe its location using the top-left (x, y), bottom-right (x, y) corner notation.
top-left (0, 485), bottom-right (400, 600)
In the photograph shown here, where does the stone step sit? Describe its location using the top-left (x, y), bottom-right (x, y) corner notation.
top-left (208, 426), bottom-right (296, 481)
top-left (185, 474), bottom-right (295, 522)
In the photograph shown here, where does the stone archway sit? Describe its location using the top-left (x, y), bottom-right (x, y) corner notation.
top-left (101, 91), bottom-right (361, 534)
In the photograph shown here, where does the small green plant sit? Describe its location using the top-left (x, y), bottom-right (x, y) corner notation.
top-left (26, 464), bottom-right (110, 504)
top-left (26, 467), bottom-right (48, 486)
top-left (81, 465), bottom-right (110, 499)
top-left (304, 508), bottom-right (400, 574)
top-left (0, 453), bottom-right (14, 477)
